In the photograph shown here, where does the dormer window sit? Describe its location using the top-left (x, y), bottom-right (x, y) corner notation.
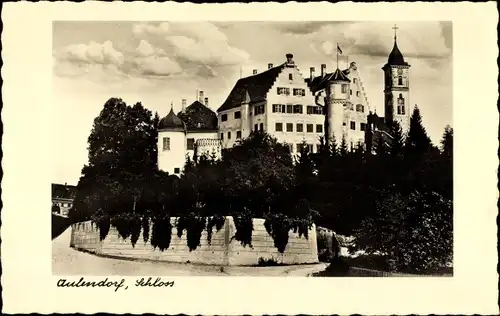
top-left (289, 74), bottom-right (293, 81)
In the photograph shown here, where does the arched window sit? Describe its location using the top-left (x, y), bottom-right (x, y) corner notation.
top-left (397, 94), bottom-right (405, 115)
top-left (398, 76), bottom-right (403, 85)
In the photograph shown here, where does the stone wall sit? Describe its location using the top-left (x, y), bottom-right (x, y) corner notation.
top-left (70, 216), bottom-right (318, 266)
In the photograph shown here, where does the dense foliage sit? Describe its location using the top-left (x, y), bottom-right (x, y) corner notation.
top-left (70, 99), bottom-right (453, 271)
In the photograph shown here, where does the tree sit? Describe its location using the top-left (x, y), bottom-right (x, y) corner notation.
top-left (221, 131), bottom-right (295, 217)
top-left (52, 204), bottom-right (60, 214)
top-left (70, 98), bottom-right (159, 223)
top-left (440, 125), bottom-right (453, 157)
top-left (351, 190), bottom-right (452, 273)
top-left (405, 106), bottom-right (432, 157)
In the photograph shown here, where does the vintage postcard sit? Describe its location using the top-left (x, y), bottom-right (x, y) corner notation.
top-left (1, 1), bottom-right (498, 315)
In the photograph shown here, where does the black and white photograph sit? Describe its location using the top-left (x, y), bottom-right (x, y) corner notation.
top-left (2, 2), bottom-right (498, 315)
top-left (52, 20), bottom-right (454, 277)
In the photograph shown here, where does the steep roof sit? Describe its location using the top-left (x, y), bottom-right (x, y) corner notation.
top-left (177, 100), bottom-right (218, 132)
top-left (52, 183), bottom-right (77, 200)
top-left (217, 63), bottom-right (286, 112)
top-left (158, 108), bottom-right (186, 131)
top-left (387, 40), bottom-right (408, 66)
top-left (307, 67), bottom-right (351, 94)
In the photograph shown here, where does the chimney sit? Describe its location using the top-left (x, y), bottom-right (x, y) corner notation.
top-left (198, 90), bottom-right (204, 103)
top-left (321, 64), bottom-right (326, 76)
top-left (181, 99), bottom-right (187, 112)
top-left (310, 67), bottom-right (315, 79)
top-left (204, 97), bottom-right (209, 107)
top-left (253, 69), bottom-right (258, 75)
top-left (286, 53), bottom-right (294, 65)
top-left (268, 63), bottom-right (273, 69)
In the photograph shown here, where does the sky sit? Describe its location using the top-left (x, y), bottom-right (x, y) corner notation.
top-left (52, 21), bottom-right (453, 185)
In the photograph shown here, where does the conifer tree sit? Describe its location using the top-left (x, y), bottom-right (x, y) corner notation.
top-left (405, 105), bottom-right (432, 157)
top-left (440, 125), bottom-right (453, 157)
top-left (389, 120), bottom-right (405, 159)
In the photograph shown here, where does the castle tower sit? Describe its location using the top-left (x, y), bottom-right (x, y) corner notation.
top-left (325, 68), bottom-right (350, 145)
top-left (382, 25), bottom-right (411, 134)
top-left (157, 104), bottom-right (186, 176)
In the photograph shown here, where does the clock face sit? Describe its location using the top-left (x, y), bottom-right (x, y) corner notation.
top-left (397, 69), bottom-right (403, 75)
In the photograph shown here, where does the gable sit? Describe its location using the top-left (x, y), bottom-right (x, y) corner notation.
top-left (178, 101), bottom-right (218, 132)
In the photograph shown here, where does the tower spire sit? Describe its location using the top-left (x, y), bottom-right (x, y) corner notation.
top-left (392, 24), bottom-right (399, 42)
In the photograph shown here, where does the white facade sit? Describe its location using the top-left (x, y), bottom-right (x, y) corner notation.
top-left (218, 56), bottom-right (325, 156)
top-left (158, 129), bottom-right (221, 175)
top-left (314, 62), bottom-right (371, 149)
top-left (158, 129), bottom-right (187, 175)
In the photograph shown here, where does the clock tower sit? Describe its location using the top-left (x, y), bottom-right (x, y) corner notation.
top-left (383, 24), bottom-right (411, 135)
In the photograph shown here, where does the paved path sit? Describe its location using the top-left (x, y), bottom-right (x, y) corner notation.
top-left (52, 227), bottom-right (326, 276)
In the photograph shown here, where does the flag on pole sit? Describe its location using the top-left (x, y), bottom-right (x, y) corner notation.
top-left (337, 44), bottom-right (343, 55)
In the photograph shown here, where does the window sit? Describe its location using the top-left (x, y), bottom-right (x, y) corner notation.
top-left (286, 123), bottom-right (294, 132)
top-left (360, 123), bottom-right (366, 131)
top-left (259, 123), bottom-right (264, 131)
top-left (307, 124), bottom-right (313, 133)
top-left (273, 104), bottom-right (285, 113)
top-left (236, 131), bottom-right (242, 139)
top-left (174, 168), bottom-right (180, 174)
top-left (221, 114), bottom-right (228, 122)
top-left (341, 84), bottom-right (348, 93)
top-left (187, 138), bottom-right (195, 150)
top-left (397, 94), bottom-right (405, 115)
top-left (356, 91), bottom-right (360, 97)
top-left (289, 74), bottom-right (293, 81)
top-left (220, 133), bottom-right (224, 140)
top-left (293, 88), bottom-right (306, 96)
top-left (228, 131), bottom-right (231, 139)
top-left (275, 123), bottom-right (283, 132)
top-left (353, 78), bottom-right (358, 84)
top-left (343, 122), bottom-right (347, 126)
top-left (306, 106), bottom-right (322, 115)
top-left (350, 121), bottom-right (356, 130)
top-left (277, 87), bottom-right (290, 95)
top-left (297, 123), bottom-right (303, 133)
top-left (234, 111), bottom-right (241, 119)
top-left (286, 104), bottom-right (293, 113)
top-left (254, 104), bottom-right (265, 115)
top-left (316, 124), bottom-right (323, 133)
top-left (356, 104), bottom-right (364, 113)
top-left (293, 104), bottom-right (303, 114)
top-left (254, 124), bottom-right (258, 132)
top-left (163, 137), bottom-right (170, 151)
top-left (350, 89), bottom-right (352, 95)
top-left (308, 144), bottom-right (314, 153)
top-left (398, 76), bottom-right (403, 85)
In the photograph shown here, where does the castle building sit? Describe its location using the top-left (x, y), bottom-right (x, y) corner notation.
top-left (217, 54), bottom-right (325, 155)
top-left (156, 27), bottom-right (412, 172)
top-left (157, 93), bottom-right (221, 175)
top-left (307, 61), bottom-right (371, 149)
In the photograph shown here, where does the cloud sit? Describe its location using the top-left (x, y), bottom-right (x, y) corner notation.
top-left (55, 40), bottom-right (125, 66)
top-left (132, 22), bottom-right (251, 73)
top-left (130, 55), bottom-right (183, 77)
top-left (273, 21), bottom-right (352, 35)
top-left (54, 39), bottom-right (184, 80)
top-left (298, 22), bottom-right (452, 61)
top-left (132, 22), bottom-right (170, 37)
